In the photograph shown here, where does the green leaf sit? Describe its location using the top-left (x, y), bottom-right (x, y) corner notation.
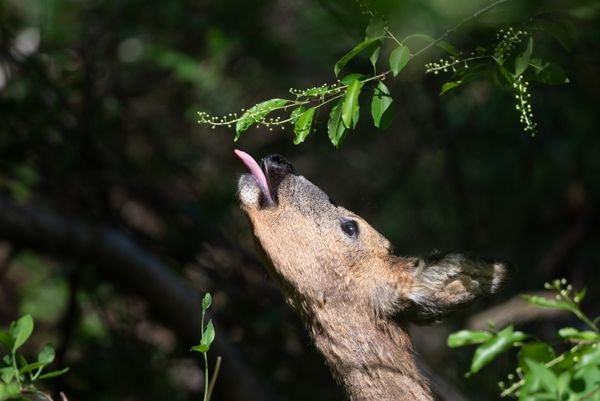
top-left (515, 37), bottom-right (533, 77)
top-left (0, 380), bottom-right (20, 399)
top-left (365, 16), bottom-right (385, 40)
top-left (529, 59), bottom-right (569, 85)
top-left (518, 343), bottom-right (556, 373)
top-left (38, 367), bottom-right (69, 380)
top-left (447, 330), bottom-right (493, 348)
top-left (525, 359), bottom-right (557, 393)
top-left (202, 293), bottom-right (212, 311)
top-left (327, 101), bottom-right (346, 148)
top-left (371, 81), bottom-right (394, 129)
top-left (190, 344), bottom-right (210, 353)
top-left (365, 16), bottom-right (384, 70)
top-left (37, 344), bottom-right (55, 365)
top-left (10, 315), bottom-right (34, 353)
top-left (468, 325), bottom-right (526, 375)
top-left (402, 33), bottom-right (435, 44)
top-left (19, 361), bottom-right (49, 374)
top-left (289, 106), bottom-right (305, 124)
top-left (341, 80), bottom-right (363, 129)
top-left (575, 287), bottom-right (587, 303)
top-left (440, 81), bottom-right (462, 95)
top-left (534, 12), bottom-right (575, 50)
top-left (340, 73), bottom-right (365, 85)
top-left (235, 99), bottom-right (289, 140)
top-left (437, 41), bottom-right (459, 57)
top-left (559, 327), bottom-right (600, 341)
top-left (334, 37), bottom-right (382, 77)
top-left (293, 107), bottom-right (316, 145)
top-left (521, 295), bottom-right (576, 312)
top-left (495, 62), bottom-right (515, 85)
top-left (0, 366), bottom-right (16, 383)
top-left (201, 320), bottom-right (215, 348)
top-left (556, 370), bottom-right (571, 396)
top-left (0, 332), bottom-right (13, 350)
top-left (576, 344), bottom-right (600, 370)
top-left (368, 45), bottom-right (381, 71)
top-left (389, 45), bottom-right (410, 77)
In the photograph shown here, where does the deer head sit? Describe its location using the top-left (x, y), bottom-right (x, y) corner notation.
top-left (235, 150), bottom-right (508, 401)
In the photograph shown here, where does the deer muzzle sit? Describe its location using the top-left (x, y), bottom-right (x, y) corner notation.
top-left (235, 150), bottom-right (295, 209)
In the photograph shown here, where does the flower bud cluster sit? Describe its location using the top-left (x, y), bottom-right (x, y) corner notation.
top-left (494, 27), bottom-right (528, 61)
top-left (513, 75), bottom-right (537, 135)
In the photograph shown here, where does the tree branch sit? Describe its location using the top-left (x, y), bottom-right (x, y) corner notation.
top-left (0, 199), bottom-right (283, 401)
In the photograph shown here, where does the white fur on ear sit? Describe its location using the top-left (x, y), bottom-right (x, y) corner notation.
top-left (404, 254), bottom-right (509, 323)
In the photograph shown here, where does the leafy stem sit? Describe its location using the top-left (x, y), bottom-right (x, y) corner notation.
top-left (198, 0), bottom-right (563, 145)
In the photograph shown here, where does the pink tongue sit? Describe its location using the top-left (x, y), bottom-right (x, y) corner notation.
top-left (234, 149), bottom-right (274, 205)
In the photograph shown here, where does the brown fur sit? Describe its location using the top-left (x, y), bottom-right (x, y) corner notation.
top-left (238, 155), bottom-right (508, 401)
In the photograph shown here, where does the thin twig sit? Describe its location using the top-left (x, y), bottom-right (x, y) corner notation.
top-left (207, 355), bottom-right (222, 401)
top-left (412, 0), bottom-right (511, 59)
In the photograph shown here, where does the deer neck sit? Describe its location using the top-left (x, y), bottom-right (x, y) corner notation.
top-left (303, 301), bottom-right (433, 401)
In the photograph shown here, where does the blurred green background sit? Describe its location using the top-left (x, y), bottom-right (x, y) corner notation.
top-left (1, 0), bottom-right (599, 400)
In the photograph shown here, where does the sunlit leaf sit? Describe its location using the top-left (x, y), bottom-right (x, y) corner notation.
top-left (19, 361), bottom-right (49, 374)
top-left (371, 81), bottom-right (393, 129)
top-left (289, 106), bottom-right (305, 125)
top-left (468, 325), bottom-right (526, 375)
top-left (521, 295), bottom-right (575, 312)
top-left (518, 343), bottom-right (555, 374)
top-left (191, 344), bottom-right (210, 353)
top-left (202, 293), bottom-right (212, 311)
top-left (341, 80), bottom-right (363, 129)
top-left (293, 107), bottom-right (316, 145)
top-left (0, 366), bottom-right (16, 384)
top-left (576, 344), bottom-right (600, 370)
top-left (0, 380), bottom-right (20, 399)
top-left (327, 101), bottom-right (346, 148)
top-left (201, 320), bottom-right (215, 347)
top-left (235, 99), bottom-right (289, 140)
top-left (525, 359), bottom-right (557, 393)
top-left (368, 45), bottom-right (381, 71)
top-left (389, 45), bottom-right (410, 77)
top-left (447, 330), bottom-right (493, 348)
top-left (38, 367), bottom-right (69, 380)
top-left (10, 315), bottom-right (34, 353)
top-left (440, 81), bottom-right (462, 95)
top-left (558, 327), bottom-right (600, 341)
top-left (37, 345), bottom-right (55, 365)
top-left (340, 73), bottom-right (365, 85)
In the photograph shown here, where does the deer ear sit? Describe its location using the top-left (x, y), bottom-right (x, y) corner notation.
top-left (400, 253), bottom-right (509, 324)
top-left (371, 253), bottom-right (509, 323)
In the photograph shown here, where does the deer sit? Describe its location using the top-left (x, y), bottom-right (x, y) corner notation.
top-left (234, 150), bottom-right (509, 401)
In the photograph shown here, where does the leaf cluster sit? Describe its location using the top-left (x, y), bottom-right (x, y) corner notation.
top-left (190, 293), bottom-right (219, 401)
top-left (0, 315), bottom-right (69, 401)
top-left (197, 3), bottom-right (573, 146)
top-left (448, 280), bottom-right (600, 401)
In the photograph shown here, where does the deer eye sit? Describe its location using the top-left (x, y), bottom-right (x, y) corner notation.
top-left (340, 219), bottom-right (359, 238)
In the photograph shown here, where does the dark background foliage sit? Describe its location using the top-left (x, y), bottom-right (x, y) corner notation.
top-left (0, 0), bottom-right (599, 400)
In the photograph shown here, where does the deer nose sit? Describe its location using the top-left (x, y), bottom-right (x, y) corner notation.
top-left (260, 154), bottom-right (295, 176)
